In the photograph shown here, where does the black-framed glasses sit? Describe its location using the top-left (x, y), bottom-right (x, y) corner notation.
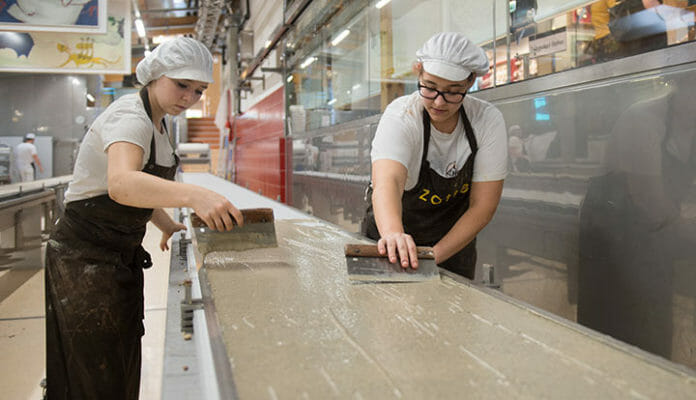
top-left (417, 83), bottom-right (466, 104)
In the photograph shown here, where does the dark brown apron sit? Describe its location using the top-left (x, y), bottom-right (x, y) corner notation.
top-left (362, 106), bottom-right (479, 279)
top-left (45, 88), bottom-right (179, 400)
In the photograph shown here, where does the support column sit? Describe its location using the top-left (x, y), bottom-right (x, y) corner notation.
top-left (379, 3), bottom-right (403, 112)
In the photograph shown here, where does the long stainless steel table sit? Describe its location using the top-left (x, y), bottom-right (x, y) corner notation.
top-left (163, 173), bottom-right (696, 399)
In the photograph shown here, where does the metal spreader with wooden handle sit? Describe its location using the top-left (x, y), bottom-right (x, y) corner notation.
top-left (344, 243), bottom-right (440, 283)
top-left (191, 208), bottom-right (278, 254)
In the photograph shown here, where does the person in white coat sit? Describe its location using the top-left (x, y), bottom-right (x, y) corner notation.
top-left (14, 132), bottom-right (44, 182)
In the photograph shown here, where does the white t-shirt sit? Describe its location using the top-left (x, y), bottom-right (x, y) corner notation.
top-left (371, 91), bottom-right (508, 191)
top-left (64, 93), bottom-right (176, 203)
top-left (14, 142), bottom-right (37, 171)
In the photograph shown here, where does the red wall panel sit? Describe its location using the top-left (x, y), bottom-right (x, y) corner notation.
top-left (232, 88), bottom-right (287, 202)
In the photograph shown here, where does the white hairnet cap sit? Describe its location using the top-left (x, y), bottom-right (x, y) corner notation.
top-left (136, 37), bottom-right (213, 85)
top-left (416, 32), bottom-right (489, 81)
top-left (24, 132), bottom-right (36, 140)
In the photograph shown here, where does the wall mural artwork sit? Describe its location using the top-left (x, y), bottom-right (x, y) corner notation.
top-left (0, 0), bottom-right (107, 33)
top-left (0, 0), bottom-right (129, 74)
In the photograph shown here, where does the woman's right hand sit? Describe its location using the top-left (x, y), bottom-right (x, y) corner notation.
top-left (377, 232), bottom-right (420, 269)
top-left (191, 189), bottom-right (243, 231)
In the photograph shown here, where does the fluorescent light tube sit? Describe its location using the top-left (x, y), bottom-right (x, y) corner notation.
top-left (331, 29), bottom-right (350, 46)
top-left (300, 57), bottom-right (316, 69)
top-left (135, 18), bottom-right (146, 38)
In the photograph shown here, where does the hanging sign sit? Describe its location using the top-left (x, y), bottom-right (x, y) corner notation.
top-left (529, 30), bottom-right (567, 57)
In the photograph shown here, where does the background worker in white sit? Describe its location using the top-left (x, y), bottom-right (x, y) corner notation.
top-left (14, 132), bottom-right (43, 181)
top-left (362, 32), bottom-right (508, 279)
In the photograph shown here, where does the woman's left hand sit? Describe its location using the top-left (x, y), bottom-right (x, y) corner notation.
top-left (160, 222), bottom-right (187, 251)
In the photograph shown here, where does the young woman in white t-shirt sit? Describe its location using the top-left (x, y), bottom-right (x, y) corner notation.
top-left (362, 32), bottom-right (508, 279)
top-left (44, 37), bottom-right (243, 400)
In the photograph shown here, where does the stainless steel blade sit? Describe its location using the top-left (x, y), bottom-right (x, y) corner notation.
top-left (346, 256), bottom-right (440, 283)
top-left (194, 222), bottom-right (278, 254)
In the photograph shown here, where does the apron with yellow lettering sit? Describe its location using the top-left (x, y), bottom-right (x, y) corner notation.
top-left (362, 106), bottom-right (478, 279)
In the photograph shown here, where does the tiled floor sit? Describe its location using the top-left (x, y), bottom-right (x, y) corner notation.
top-left (0, 219), bottom-right (172, 400)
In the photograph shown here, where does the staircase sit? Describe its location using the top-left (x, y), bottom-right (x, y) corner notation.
top-left (183, 116), bottom-right (221, 174)
top-left (186, 117), bottom-right (220, 149)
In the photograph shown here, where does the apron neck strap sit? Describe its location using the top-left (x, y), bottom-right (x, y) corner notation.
top-left (139, 86), bottom-right (155, 122)
top-left (138, 86), bottom-right (168, 131)
top-left (139, 86), bottom-right (173, 167)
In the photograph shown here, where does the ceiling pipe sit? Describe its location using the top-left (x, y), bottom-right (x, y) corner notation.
top-left (195, 0), bottom-right (225, 49)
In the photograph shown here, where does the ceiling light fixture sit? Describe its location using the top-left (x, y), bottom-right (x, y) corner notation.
top-left (375, 0), bottom-right (392, 9)
top-left (131, 0), bottom-right (149, 48)
top-left (135, 18), bottom-right (146, 38)
top-left (331, 29), bottom-right (350, 46)
top-left (300, 57), bottom-right (316, 69)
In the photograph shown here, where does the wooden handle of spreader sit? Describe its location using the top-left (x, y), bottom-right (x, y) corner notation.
top-left (191, 208), bottom-right (274, 227)
top-left (344, 244), bottom-right (435, 259)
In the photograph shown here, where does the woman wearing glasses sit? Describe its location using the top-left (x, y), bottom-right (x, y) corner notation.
top-left (361, 32), bottom-right (508, 279)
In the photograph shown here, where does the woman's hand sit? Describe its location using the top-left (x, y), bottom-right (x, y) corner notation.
top-left (191, 189), bottom-right (244, 231)
top-left (160, 221), bottom-right (187, 251)
top-left (377, 232), bottom-right (420, 269)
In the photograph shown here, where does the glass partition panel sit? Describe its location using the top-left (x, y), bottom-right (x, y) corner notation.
top-left (329, 10), bottom-right (374, 123)
top-left (480, 64), bottom-right (696, 368)
top-left (286, 0), bottom-right (372, 135)
top-left (285, 0), bottom-right (696, 129)
top-left (477, 0), bottom-right (696, 89)
top-left (370, 0), bottom-right (496, 103)
top-left (582, 0), bottom-right (695, 65)
top-left (286, 0), bottom-right (498, 132)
